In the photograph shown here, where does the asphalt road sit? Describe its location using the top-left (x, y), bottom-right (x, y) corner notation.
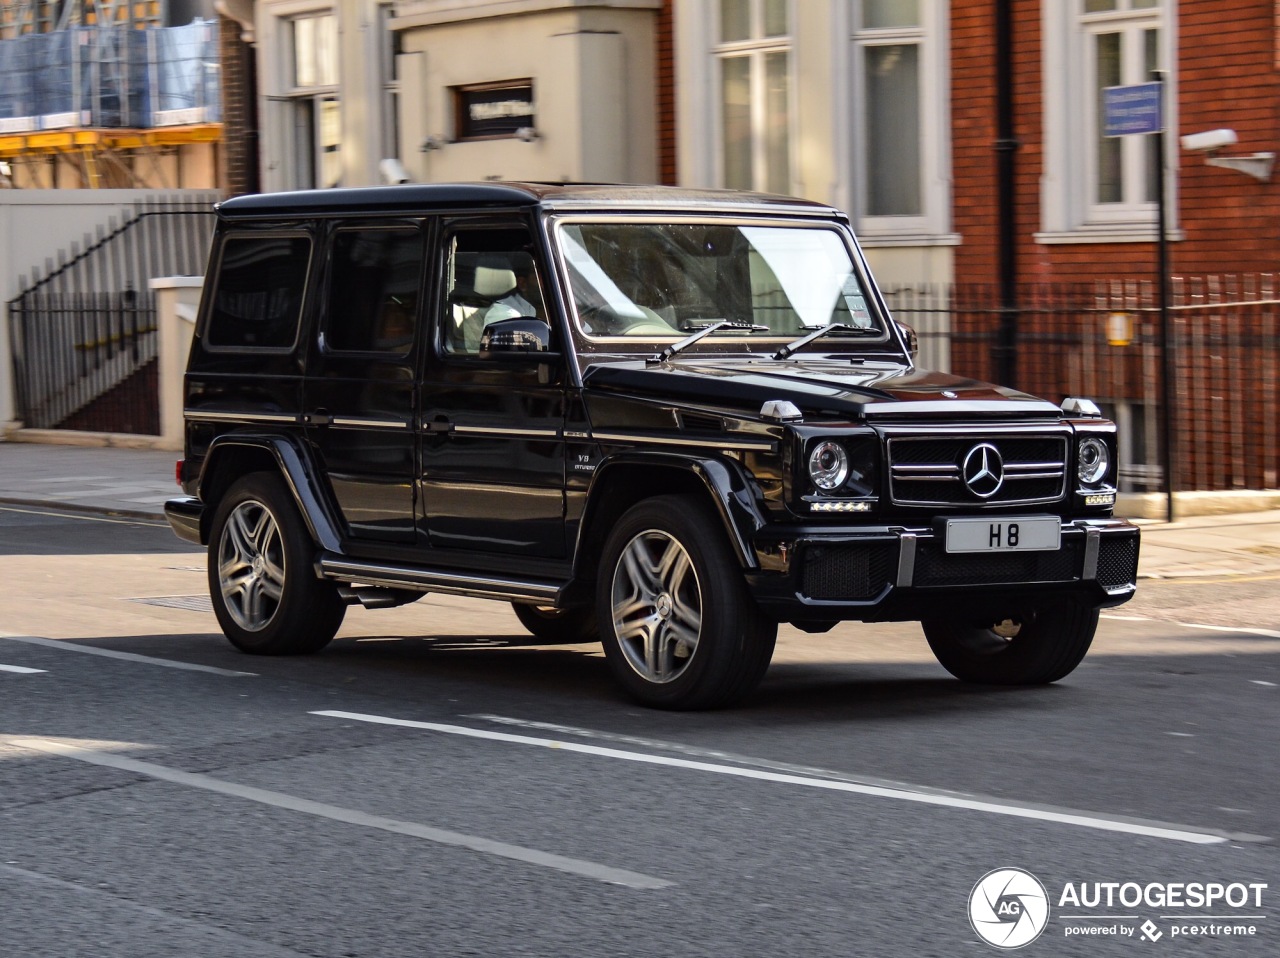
top-left (0, 505), bottom-right (1276, 957)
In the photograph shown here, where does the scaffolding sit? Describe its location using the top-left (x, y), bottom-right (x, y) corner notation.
top-left (0, 1), bottom-right (219, 188)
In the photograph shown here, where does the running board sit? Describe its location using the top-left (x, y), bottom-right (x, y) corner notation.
top-left (317, 554), bottom-right (566, 605)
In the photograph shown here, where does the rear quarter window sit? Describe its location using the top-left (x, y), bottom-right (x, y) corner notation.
top-left (204, 234), bottom-right (312, 351)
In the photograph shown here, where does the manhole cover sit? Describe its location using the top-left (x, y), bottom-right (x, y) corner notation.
top-left (129, 595), bottom-right (213, 612)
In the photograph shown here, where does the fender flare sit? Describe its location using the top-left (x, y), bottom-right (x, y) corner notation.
top-left (576, 451), bottom-right (769, 572)
top-left (197, 433), bottom-right (344, 553)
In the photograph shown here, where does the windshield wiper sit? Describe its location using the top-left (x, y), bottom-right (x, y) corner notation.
top-left (649, 320), bottom-right (769, 365)
top-left (772, 322), bottom-right (879, 361)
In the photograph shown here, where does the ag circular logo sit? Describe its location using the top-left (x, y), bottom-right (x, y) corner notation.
top-left (969, 867), bottom-right (1051, 949)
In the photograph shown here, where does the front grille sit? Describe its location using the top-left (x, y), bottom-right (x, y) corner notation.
top-left (1097, 536), bottom-right (1139, 589)
top-left (913, 539), bottom-right (1083, 588)
top-left (801, 543), bottom-right (895, 601)
top-left (888, 435), bottom-right (1068, 507)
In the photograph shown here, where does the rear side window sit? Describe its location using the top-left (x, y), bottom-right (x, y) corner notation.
top-left (323, 227), bottom-right (424, 353)
top-left (205, 234), bottom-right (311, 350)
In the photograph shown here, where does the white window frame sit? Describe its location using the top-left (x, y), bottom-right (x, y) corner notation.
top-left (258, 0), bottom-right (341, 193)
top-left (1039, 0), bottom-right (1178, 244)
top-left (851, 0), bottom-right (953, 243)
top-left (379, 4), bottom-right (401, 164)
top-left (711, 0), bottom-right (796, 195)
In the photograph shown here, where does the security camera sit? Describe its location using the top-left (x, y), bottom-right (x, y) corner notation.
top-left (379, 158), bottom-right (411, 185)
top-left (514, 126), bottom-right (540, 143)
top-left (1180, 128), bottom-right (1238, 152)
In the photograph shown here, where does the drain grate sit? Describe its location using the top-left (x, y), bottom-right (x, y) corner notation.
top-left (129, 595), bottom-right (213, 613)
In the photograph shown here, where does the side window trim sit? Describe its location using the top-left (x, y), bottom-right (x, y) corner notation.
top-left (434, 218), bottom-right (550, 363)
top-left (318, 222), bottom-right (427, 358)
top-left (201, 228), bottom-right (314, 354)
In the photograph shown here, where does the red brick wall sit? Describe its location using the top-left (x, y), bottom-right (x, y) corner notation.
top-left (59, 361), bottom-right (159, 437)
top-left (656, 0), bottom-right (677, 185)
top-left (219, 15), bottom-right (259, 197)
top-left (953, 0), bottom-right (1280, 284)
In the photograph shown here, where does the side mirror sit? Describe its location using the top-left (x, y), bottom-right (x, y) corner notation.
top-left (897, 321), bottom-right (919, 361)
top-left (478, 318), bottom-right (560, 362)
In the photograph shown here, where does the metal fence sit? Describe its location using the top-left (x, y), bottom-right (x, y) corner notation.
top-left (7, 197), bottom-right (214, 430)
top-left (884, 277), bottom-right (1280, 493)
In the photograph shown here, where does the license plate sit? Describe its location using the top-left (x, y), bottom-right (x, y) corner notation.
top-left (945, 517), bottom-right (1061, 553)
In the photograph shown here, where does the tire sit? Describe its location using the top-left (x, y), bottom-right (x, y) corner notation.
top-left (922, 600), bottom-right (1099, 685)
top-left (207, 472), bottom-right (345, 655)
top-left (596, 495), bottom-right (777, 710)
top-left (511, 603), bottom-right (599, 644)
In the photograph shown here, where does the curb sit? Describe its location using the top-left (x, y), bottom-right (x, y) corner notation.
top-left (1, 428), bottom-right (178, 451)
top-left (0, 497), bottom-right (167, 523)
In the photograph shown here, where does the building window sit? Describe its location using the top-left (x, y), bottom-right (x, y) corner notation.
top-left (289, 12), bottom-right (340, 189)
top-left (1086, 1), bottom-right (1161, 210)
top-left (1040, 0), bottom-right (1172, 240)
top-left (715, 0), bottom-right (791, 194)
top-left (852, 0), bottom-right (949, 237)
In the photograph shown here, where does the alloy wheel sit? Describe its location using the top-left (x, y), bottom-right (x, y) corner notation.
top-left (610, 529), bottom-right (703, 683)
top-left (216, 498), bottom-right (286, 632)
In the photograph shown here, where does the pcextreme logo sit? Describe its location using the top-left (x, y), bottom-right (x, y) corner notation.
top-left (969, 868), bottom-right (1051, 949)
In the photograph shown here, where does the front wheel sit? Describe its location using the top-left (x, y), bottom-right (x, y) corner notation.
top-left (207, 472), bottom-right (345, 655)
top-left (922, 600), bottom-right (1099, 685)
top-left (596, 495), bottom-right (776, 710)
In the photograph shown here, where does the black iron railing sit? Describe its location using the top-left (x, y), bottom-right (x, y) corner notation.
top-left (7, 196), bottom-right (214, 431)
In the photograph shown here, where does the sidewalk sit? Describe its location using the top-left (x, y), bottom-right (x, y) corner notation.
top-left (3, 439), bottom-right (1279, 580)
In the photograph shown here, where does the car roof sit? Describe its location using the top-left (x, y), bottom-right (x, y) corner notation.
top-left (215, 183), bottom-right (842, 219)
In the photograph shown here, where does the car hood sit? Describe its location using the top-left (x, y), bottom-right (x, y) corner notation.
top-left (581, 357), bottom-right (1064, 420)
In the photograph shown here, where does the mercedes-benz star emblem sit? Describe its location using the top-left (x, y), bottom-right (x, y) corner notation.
top-left (962, 443), bottom-right (1005, 499)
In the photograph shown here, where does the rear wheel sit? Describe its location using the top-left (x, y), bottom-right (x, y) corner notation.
top-left (208, 472), bottom-right (345, 655)
top-left (922, 600), bottom-right (1098, 684)
top-left (596, 495), bottom-right (776, 710)
top-left (511, 603), bottom-right (599, 643)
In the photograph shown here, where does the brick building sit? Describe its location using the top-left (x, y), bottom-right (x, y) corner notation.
top-left (952, 0), bottom-right (1280, 284)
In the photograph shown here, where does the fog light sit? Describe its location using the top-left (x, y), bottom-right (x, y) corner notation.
top-left (810, 500), bottom-right (872, 513)
top-left (1084, 493), bottom-right (1116, 507)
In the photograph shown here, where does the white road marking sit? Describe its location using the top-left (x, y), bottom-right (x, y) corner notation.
top-left (1252, 680), bottom-right (1277, 687)
top-left (0, 663), bottom-right (46, 674)
top-left (0, 862), bottom-right (313, 957)
top-left (1166, 732), bottom-right (1195, 737)
top-left (1100, 614), bottom-right (1280, 639)
top-left (10, 737), bottom-right (672, 891)
top-left (0, 635), bottom-right (255, 676)
top-left (312, 710), bottom-right (1248, 846)
top-left (1182, 622), bottom-right (1280, 640)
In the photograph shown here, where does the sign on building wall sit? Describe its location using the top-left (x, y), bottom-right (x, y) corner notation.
top-left (454, 80), bottom-right (535, 140)
top-left (1102, 82), bottom-right (1163, 137)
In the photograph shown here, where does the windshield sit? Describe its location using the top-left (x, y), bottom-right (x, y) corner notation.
top-left (555, 221), bottom-right (883, 343)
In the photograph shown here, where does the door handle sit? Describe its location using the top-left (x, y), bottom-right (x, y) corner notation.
top-left (307, 408), bottom-right (334, 426)
top-left (421, 417), bottom-right (453, 434)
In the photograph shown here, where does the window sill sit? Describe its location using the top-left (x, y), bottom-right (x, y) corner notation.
top-left (858, 232), bottom-right (962, 249)
top-left (1034, 227), bottom-right (1185, 245)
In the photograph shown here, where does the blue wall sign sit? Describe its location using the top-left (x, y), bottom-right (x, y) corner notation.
top-left (1103, 83), bottom-right (1163, 137)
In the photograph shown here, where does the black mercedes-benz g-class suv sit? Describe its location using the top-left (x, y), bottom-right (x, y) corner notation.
top-left (166, 183), bottom-right (1138, 709)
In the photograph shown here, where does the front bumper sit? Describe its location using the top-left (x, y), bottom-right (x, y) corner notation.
top-left (748, 517), bottom-right (1140, 623)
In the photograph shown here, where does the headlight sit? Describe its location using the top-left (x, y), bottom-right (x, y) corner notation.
top-left (809, 441), bottom-right (850, 491)
top-left (1077, 437), bottom-right (1109, 485)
